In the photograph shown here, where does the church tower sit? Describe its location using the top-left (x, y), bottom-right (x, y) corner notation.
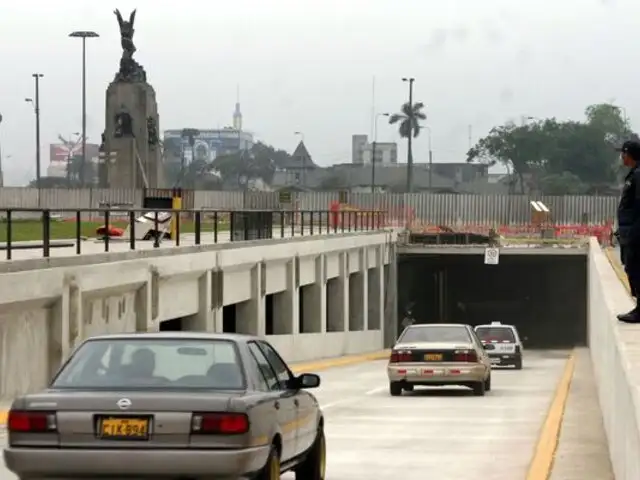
top-left (233, 84), bottom-right (243, 131)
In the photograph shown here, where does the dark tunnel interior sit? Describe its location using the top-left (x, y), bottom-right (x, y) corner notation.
top-left (397, 253), bottom-right (588, 349)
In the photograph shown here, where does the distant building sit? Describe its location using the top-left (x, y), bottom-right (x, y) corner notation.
top-left (47, 142), bottom-right (100, 178)
top-left (351, 134), bottom-right (397, 165)
top-left (163, 128), bottom-right (254, 164)
top-left (275, 141), bottom-right (317, 187)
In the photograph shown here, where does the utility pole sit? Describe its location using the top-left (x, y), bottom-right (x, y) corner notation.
top-left (402, 77), bottom-right (415, 192)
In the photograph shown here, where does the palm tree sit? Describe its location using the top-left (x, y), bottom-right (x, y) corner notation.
top-left (389, 101), bottom-right (427, 192)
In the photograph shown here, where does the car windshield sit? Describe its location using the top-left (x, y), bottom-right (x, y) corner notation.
top-left (52, 338), bottom-right (246, 390)
top-left (475, 327), bottom-right (516, 343)
top-left (398, 325), bottom-right (470, 343)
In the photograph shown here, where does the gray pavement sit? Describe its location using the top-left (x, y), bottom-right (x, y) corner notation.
top-left (0, 227), bottom-right (350, 262)
top-left (0, 351), bottom-right (589, 479)
top-left (550, 348), bottom-right (614, 480)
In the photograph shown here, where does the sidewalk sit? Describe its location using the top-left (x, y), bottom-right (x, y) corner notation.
top-left (550, 348), bottom-right (614, 479)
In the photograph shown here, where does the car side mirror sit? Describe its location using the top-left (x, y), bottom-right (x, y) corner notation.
top-left (294, 373), bottom-right (320, 389)
top-left (483, 343), bottom-right (495, 351)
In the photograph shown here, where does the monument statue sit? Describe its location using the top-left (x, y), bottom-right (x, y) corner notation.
top-left (113, 8), bottom-right (146, 83)
top-left (102, 8), bottom-right (164, 189)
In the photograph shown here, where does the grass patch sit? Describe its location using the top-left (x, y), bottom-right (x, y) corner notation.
top-left (0, 219), bottom-right (227, 242)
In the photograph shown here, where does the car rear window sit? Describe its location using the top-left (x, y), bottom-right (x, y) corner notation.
top-left (52, 338), bottom-right (246, 390)
top-left (398, 326), bottom-right (471, 343)
top-left (475, 327), bottom-right (516, 343)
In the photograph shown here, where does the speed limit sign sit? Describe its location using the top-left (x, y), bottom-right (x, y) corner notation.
top-left (484, 247), bottom-right (500, 265)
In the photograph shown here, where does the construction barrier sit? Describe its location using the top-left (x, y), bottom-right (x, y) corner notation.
top-left (329, 201), bottom-right (414, 230)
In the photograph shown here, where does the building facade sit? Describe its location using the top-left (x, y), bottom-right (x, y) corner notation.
top-left (351, 134), bottom-right (397, 165)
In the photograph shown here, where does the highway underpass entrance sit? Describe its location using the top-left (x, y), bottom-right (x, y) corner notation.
top-left (397, 249), bottom-right (587, 348)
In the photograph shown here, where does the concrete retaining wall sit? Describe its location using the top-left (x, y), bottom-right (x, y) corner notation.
top-left (588, 238), bottom-right (640, 480)
top-left (0, 231), bottom-right (397, 401)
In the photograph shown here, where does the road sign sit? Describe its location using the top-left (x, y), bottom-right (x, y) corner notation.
top-left (484, 247), bottom-right (500, 265)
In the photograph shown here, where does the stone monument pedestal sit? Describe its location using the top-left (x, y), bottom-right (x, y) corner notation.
top-left (103, 81), bottom-right (163, 189)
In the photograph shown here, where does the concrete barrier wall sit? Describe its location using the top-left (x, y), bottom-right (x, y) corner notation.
top-left (0, 231), bottom-right (397, 401)
top-left (588, 238), bottom-right (640, 480)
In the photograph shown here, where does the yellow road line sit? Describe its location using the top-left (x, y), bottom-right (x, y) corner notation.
top-left (526, 351), bottom-right (576, 480)
top-left (604, 248), bottom-right (630, 293)
top-left (0, 350), bottom-right (390, 426)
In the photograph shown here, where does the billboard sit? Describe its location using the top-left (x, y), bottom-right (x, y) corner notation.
top-left (163, 129), bottom-right (254, 164)
top-left (49, 143), bottom-right (100, 164)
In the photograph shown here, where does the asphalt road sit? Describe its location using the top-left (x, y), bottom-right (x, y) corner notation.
top-left (0, 350), bottom-right (571, 480)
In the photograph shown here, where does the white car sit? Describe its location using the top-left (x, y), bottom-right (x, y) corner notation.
top-left (474, 321), bottom-right (523, 369)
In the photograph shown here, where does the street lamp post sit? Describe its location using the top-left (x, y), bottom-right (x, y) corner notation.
top-left (402, 77), bottom-right (415, 192)
top-left (26, 73), bottom-right (44, 188)
top-left (371, 113), bottom-right (390, 193)
top-left (69, 30), bottom-right (99, 187)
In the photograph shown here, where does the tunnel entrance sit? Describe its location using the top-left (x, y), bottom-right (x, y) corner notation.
top-left (159, 318), bottom-right (183, 331)
top-left (397, 252), bottom-right (587, 349)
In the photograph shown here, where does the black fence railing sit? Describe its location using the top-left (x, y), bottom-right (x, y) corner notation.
top-left (0, 208), bottom-right (385, 260)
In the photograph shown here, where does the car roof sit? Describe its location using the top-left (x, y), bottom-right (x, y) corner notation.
top-left (407, 323), bottom-right (471, 328)
top-left (81, 331), bottom-right (260, 344)
top-left (475, 323), bottom-right (516, 329)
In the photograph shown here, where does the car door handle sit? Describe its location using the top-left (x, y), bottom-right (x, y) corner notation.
top-left (294, 399), bottom-right (299, 407)
top-left (274, 401), bottom-right (280, 410)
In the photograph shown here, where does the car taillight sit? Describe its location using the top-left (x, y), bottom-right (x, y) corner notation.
top-left (191, 413), bottom-right (249, 435)
top-left (389, 350), bottom-right (412, 363)
top-left (453, 350), bottom-right (478, 363)
top-left (8, 410), bottom-right (57, 433)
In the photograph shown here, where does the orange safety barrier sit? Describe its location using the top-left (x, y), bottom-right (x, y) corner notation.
top-left (409, 222), bottom-right (613, 245)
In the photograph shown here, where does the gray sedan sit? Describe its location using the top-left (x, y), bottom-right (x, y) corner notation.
top-left (3, 332), bottom-right (326, 480)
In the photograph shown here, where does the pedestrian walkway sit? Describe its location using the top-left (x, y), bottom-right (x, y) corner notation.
top-left (550, 348), bottom-right (614, 479)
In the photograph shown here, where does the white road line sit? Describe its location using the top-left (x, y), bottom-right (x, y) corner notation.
top-left (321, 386), bottom-right (387, 410)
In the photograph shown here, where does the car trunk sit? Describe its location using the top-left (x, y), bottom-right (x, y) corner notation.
top-left (24, 389), bottom-right (245, 449)
top-left (393, 341), bottom-right (475, 363)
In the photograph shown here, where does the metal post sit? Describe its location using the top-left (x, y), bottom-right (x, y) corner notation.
top-left (81, 37), bottom-right (87, 187)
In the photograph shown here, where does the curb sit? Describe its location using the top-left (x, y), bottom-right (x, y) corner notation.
top-left (0, 350), bottom-right (390, 428)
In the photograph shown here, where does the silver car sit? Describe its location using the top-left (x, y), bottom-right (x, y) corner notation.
top-left (3, 332), bottom-right (326, 480)
top-left (387, 323), bottom-right (493, 396)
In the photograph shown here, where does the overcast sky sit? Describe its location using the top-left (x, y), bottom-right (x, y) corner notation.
top-left (0, 0), bottom-right (636, 185)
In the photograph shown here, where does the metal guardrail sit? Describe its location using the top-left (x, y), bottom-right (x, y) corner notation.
top-left (0, 208), bottom-right (385, 260)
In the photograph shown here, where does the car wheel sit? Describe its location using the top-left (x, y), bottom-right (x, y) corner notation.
top-left (514, 358), bottom-right (523, 370)
top-left (295, 427), bottom-right (326, 480)
top-left (484, 374), bottom-right (491, 391)
top-left (472, 380), bottom-right (486, 396)
top-left (390, 381), bottom-right (403, 396)
top-left (256, 443), bottom-right (280, 480)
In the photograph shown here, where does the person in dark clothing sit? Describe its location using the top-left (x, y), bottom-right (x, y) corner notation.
top-left (616, 140), bottom-right (640, 322)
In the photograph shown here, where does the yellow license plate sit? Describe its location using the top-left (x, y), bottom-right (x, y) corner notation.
top-left (424, 353), bottom-right (443, 361)
top-left (100, 417), bottom-right (149, 439)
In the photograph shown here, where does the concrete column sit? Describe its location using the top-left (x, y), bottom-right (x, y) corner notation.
top-left (384, 242), bottom-right (398, 348)
top-left (183, 270), bottom-right (215, 332)
top-left (367, 246), bottom-right (384, 331)
top-left (327, 252), bottom-right (348, 332)
top-left (273, 260), bottom-right (297, 334)
top-left (135, 270), bottom-right (152, 332)
top-left (349, 249), bottom-right (367, 331)
top-left (236, 263), bottom-right (265, 336)
top-left (301, 255), bottom-right (326, 333)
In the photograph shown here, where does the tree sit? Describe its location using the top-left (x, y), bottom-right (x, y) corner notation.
top-left (467, 102), bottom-right (635, 195)
top-left (389, 101), bottom-right (427, 192)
